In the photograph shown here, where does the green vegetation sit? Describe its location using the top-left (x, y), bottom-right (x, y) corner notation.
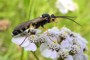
top-left (0, 0), bottom-right (90, 60)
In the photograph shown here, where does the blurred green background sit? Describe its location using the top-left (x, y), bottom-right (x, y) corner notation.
top-left (0, 0), bottom-right (90, 60)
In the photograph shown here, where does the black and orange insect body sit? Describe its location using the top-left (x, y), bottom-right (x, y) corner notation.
top-left (12, 13), bottom-right (80, 36)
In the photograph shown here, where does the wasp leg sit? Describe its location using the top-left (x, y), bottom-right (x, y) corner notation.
top-left (19, 36), bottom-right (28, 46)
top-left (28, 29), bottom-right (30, 33)
top-left (41, 26), bottom-right (55, 42)
top-left (47, 30), bottom-right (57, 43)
top-left (41, 25), bottom-right (44, 28)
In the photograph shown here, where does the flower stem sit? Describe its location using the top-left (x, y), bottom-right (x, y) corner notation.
top-left (20, 48), bottom-right (24, 60)
top-left (32, 52), bottom-right (39, 60)
top-left (27, 51), bottom-right (30, 60)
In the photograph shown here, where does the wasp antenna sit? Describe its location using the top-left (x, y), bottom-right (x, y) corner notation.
top-left (65, 17), bottom-right (82, 26)
top-left (55, 16), bottom-right (77, 18)
top-left (63, 16), bottom-right (77, 18)
top-left (55, 16), bottom-right (81, 26)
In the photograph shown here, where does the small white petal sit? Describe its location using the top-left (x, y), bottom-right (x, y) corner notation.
top-left (24, 43), bottom-right (37, 51)
top-left (73, 54), bottom-right (88, 60)
top-left (12, 36), bottom-right (26, 45)
top-left (67, 3), bottom-right (77, 11)
top-left (51, 27), bottom-right (60, 32)
top-left (50, 51), bottom-right (58, 59)
top-left (61, 40), bottom-right (71, 50)
top-left (40, 43), bottom-right (48, 52)
top-left (77, 34), bottom-right (88, 44)
top-left (65, 55), bottom-right (73, 60)
top-left (83, 54), bottom-right (88, 60)
top-left (41, 48), bottom-right (52, 58)
top-left (40, 43), bottom-right (58, 59)
top-left (59, 3), bottom-right (68, 14)
top-left (61, 27), bottom-right (71, 32)
top-left (46, 27), bottom-right (60, 36)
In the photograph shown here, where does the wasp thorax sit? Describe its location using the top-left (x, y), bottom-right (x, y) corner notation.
top-left (42, 14), bottom-right (50, 18)
top-left (42, 14), bottom-right (50, 20)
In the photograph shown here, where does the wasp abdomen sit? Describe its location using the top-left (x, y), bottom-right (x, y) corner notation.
top-left (12, 21), bottom-right (32, 36)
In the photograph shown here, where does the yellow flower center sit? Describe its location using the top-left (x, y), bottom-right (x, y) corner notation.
top-left (53, 40), bottom-right (58, 44)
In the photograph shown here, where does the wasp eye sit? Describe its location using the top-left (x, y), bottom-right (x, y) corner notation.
top-left (52, 18), bottom-right (55, 21)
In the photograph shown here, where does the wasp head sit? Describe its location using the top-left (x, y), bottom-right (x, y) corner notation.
top-left (50, 14), bottom-right (56, 22)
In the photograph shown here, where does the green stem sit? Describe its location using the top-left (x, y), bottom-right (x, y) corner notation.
top-left (32, 52), bottom-right (39, 60)
top-left (26, 0), bottom-right (33, 20)
top-left (20, 48), bottom-right (24, 60)
top-left (27, 51), bottom-right (30, 60)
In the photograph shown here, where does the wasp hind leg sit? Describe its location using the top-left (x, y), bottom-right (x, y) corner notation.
top-left (19, 36), bottom-right (28, 46)
top-left (41, 25), bottom-right (55, 42)
top-left (19, 30), bottom-right (31, 46)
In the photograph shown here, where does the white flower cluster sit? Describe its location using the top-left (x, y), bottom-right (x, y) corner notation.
top-left (12, 27), bottom-right (88, 60)
top-left (56, 0), bottom-right (78, 14)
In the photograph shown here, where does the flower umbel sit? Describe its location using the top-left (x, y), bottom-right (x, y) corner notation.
top-left (12, 27), bottom-right (88, 60)
top-left (39, 27), bottom-right (88, 60)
